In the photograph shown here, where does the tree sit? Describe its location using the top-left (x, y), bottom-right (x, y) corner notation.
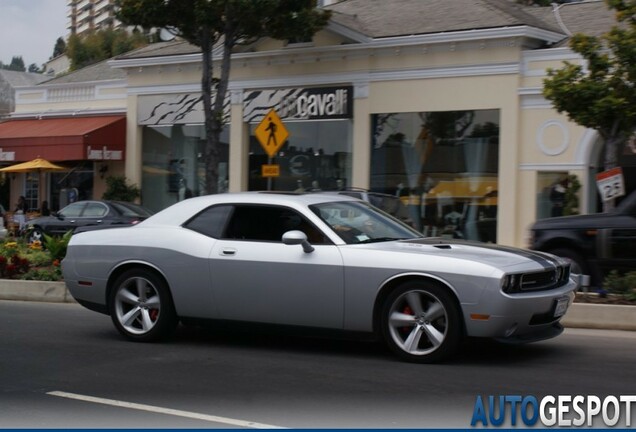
top-left (116, 0), bottom-right (331, 195)
top-left (53, 37), bottom-right (67, 58)
top-left (6, 56), bottom-right (26, 72)
top-left (28, 63), bottom-right (41, 73)
top-left (67, 28), bottom-right (149, 70)
top-left (543, 0), bottom-right (636, 211)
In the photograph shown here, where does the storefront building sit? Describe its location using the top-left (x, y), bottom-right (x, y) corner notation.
top-left (0, 60), bottom-right (127, 213)
top-left (4, 1), bottom-right (628, 249)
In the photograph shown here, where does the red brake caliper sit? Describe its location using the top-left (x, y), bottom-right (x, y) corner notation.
top-left (400, 305), bottom-right (414, 336)
top-left (149, 309), bottom-right (159, 321)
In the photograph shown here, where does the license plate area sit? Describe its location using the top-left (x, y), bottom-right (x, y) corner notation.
top-left (553, 296), bottom-right (570, 318)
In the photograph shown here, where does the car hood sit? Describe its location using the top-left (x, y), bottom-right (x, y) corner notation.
top-left (363, 237), bottom-right (564, 270)
top-left (531, 213), bottom-right (614, 230)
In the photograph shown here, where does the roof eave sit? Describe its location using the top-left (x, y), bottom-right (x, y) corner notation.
top-left (108, 26), bottom-right (566, 69)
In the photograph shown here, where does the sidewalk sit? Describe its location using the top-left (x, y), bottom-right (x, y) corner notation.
top-left (1, 280), bottom-right (635, 331)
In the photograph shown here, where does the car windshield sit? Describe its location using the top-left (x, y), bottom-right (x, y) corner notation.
top-left (110, 202), bottom-right (154, 217)
top-left (311, 201), bottom-right (421, 245)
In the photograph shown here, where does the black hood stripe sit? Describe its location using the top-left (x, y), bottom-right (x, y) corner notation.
top-left (407, 238), bottom-right (559, 270)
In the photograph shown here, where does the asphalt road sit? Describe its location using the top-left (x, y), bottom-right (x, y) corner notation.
top-left (1, 300), bottom-right (635, 428)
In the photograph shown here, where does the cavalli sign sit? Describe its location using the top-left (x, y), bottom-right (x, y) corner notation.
top-left (243, 86), bottom-right (353, 123)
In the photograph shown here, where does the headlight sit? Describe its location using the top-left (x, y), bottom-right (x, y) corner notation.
top-left (501, 273), bottom-right (521, 293)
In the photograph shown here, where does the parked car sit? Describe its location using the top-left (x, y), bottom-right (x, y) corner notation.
top-left (63, 192), bottom-right (577, 363)
top-left (529, 190), bottom-right (636, 287)
top-left (26, 200), bottom-right (153, 243)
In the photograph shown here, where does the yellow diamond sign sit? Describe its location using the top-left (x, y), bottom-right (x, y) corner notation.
top-left (254, 109), bottom-right (289, 158)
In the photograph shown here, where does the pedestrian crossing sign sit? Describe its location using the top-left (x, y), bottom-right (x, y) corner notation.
top-left (254, 109), bottom-right (289, 158)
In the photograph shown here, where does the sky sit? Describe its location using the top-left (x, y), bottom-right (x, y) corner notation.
top-left (0, 0), bottom-right (68, 68)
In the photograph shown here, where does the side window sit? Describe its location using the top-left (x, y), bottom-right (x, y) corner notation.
top-left (184, 205), bottom-right (232, 238)
top-left (58, 202), bottom-right (85, 218)
top-left (83, 202), bottom-right (108, 217)
top-left (224, 205), bottom-right (329, 244)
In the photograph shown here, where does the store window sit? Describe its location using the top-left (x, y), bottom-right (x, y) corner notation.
top-left (141, 124), bottom-right (229, 213)
top-left (49, 163), bottom-right (94, 211)
top-left (537, 172), bottom-right (569, 219)
top-left (248, 120), bottom-right (352, 192)
top-left (24, 173), bottom-right (39, 211)
top-left (370, 110), bottom-right (500, 242)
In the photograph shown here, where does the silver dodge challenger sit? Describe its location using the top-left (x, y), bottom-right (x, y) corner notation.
top-left (62, 192), bottom-right (578, 363)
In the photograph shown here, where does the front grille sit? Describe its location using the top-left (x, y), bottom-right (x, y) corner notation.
top-left (521, 271), bottom-right (557, 291)
top-left (503, 265), bottom-right (570, 294)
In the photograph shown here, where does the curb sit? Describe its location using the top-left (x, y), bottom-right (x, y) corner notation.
top-left (561, 303), bottom-right (636, 331)
top-left (0, 280), bottom-right (75, 303)
top-left (0, 280), bottom-right (634, 331)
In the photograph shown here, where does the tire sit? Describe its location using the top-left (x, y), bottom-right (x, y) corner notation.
top-left (109, 268), bottom-right (177, 342)
top-left (380, 281), bottom-right (462, 363)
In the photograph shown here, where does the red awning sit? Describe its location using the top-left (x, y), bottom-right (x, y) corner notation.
top-left (0, 115), bottom-right (126, 162)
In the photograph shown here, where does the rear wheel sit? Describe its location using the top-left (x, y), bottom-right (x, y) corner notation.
top-left (109, 268), bottom-right (177, 342)
top-left (380, 281), bottom-right (462, 363)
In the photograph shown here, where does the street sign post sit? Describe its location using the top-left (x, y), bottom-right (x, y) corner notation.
top-left (254, 109), bottom-right (289, 189)
top-left (596, 167), bottom-right (625, 202)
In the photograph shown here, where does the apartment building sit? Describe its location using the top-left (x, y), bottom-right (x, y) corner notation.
top-left (67, 0), bottom-right (121, 37)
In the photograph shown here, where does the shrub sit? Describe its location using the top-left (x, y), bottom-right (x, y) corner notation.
top-left (603, 270), bottom-right (636, 300)
top-left (102, 175), bottom-right (141, 202)
top-left (43, 231), bottom-right (73, 261)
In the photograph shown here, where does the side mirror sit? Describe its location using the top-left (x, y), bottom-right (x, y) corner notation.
top-left (282, 230), bottom-right (314, 253)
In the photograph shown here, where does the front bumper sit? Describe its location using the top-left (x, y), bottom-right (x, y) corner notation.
top-left (463, 277), bottom-right (577, 342)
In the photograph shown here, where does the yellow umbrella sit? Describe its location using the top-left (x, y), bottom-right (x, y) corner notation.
top-left (0, 158), bottom-right (68, 216)
top-left (0, 157), bottom-right (66, 173)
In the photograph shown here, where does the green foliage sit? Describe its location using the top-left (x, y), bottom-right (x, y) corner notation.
top-left (102, 175), bottom-right (141, 202)
top-left (543, 1), bottom-right (636, 175)
top-left (42, 231), bottom-right (73, 262)
top-left (1, 56), bottom-right (26, 72)
top-left (22, 249), bottom-right (52, 267)
top-left (0, 238), bottom-right (64, 281)
top-left (67, 28), bottom-right (149, 70)
top-left (604, 269), bottom-right (636, 300)
top-left (53, 37), bottom-right (67, 58)
top-left (0, 254), bottom-right (30, 279)
top-left (20, 266), bottom-right (62, 282)
top-left (116, 0), bottom-right (330, 195)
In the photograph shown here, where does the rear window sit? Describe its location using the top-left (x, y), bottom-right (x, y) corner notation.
top-left (110, 202), bottom-right (154, 217)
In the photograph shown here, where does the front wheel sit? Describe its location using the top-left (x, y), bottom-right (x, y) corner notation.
top-left (109, 268), bottom-right (177, 342)
top-left (380, 281), bottom-right (462, 363)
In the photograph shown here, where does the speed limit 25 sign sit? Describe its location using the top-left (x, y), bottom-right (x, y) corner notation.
top-left (596, 167), bottom-right (626, 202)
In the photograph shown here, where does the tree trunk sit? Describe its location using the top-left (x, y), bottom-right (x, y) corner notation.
top-left (201, 27), bottom-right (219, 196)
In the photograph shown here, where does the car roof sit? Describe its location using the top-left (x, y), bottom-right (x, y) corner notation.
top-left (142, 192), bottom-right (360, 227)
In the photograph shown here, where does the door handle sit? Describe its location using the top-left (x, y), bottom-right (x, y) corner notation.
top-left (220, 248), bottom-right (237, 256)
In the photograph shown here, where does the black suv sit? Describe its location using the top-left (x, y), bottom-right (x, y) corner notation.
top-left (529, 190), bottom-right (636, 287)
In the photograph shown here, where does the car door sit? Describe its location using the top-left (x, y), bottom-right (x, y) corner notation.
top-left (209, 204), bottom-right (345, 329)
top-left (47, 201), bottom-right (87, 235)
top-left (598, 200), bottom-right (636, 264)
top-left (77, 201), bottom-right (110, 228)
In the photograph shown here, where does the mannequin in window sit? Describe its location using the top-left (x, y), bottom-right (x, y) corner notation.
top-left (550, 178), bottom-right (567, 217)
